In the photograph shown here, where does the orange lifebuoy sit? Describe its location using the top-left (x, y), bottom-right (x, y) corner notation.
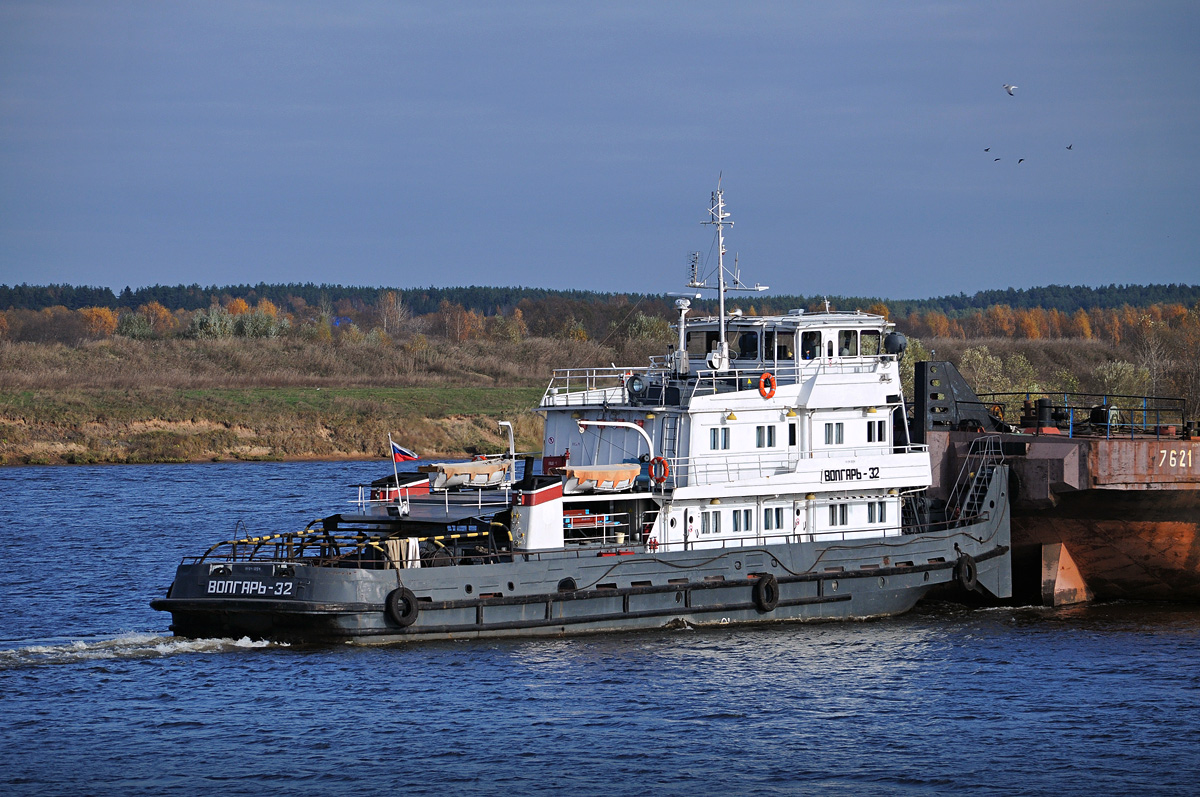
top-left (758, 372), bottom-right (776, 399)
top-left (650, 456), bottom-right (670, 484)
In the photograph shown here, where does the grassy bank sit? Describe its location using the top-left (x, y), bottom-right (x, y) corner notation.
top-left (0, 386), bottom-right (545, 465)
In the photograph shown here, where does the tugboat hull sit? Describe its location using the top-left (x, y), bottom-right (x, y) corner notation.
top-left (153, 473), bottom-right (1009, 644)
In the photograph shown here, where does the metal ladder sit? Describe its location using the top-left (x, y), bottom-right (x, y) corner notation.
top-left (660, 414), bottom-right (680, 486)
top-left (947, 435), bottom-right (1004, 523)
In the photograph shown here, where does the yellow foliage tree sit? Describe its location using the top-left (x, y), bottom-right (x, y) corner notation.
top-left (79, 307), bottom-right (119, 338)
top-left (256, 298), bottom-right (278, 318)
top-left (226, 297), bottom-right (250, 315)
top-left (866, 302), bottom-right (890, 321)
top-left (984, 304), bottom-right (1016, 337)
top-left (925, 311), bottom-right (951, 338)
top-left (1070, 309), bottom-right (1093, 339)
top-left (138, 301), bottom-right (176, 336)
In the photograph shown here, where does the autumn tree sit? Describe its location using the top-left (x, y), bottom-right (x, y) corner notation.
top-left (865, 302), bottom-right (890, 321)
top-left (1069, 309), bottom-right (1092, 339)
top-left (226, 297), bottom-right (250, 315)
top-left (138, 301), bottom-right (176, 336)
top-left (79, 307), bottom-right (119, 338)
top-left (984, 304), bottom-right (1016, 337)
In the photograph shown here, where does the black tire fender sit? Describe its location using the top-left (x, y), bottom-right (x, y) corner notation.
top-left (753, 573), bottom-right (780, 613)
top-left (385, 586), bottom-right (420, 627)
top-left (957, 554), bottom-right (979, 592)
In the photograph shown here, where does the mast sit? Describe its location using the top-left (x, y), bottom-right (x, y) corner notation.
top-left (693, 180), bottom-right (767, 372)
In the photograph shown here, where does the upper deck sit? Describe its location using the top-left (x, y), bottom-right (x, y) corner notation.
top-left (540, 309), bottom-right (904, 411)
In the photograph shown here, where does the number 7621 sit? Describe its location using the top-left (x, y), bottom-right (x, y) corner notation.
top-left (1158, 449), bottom-right (1194, 468)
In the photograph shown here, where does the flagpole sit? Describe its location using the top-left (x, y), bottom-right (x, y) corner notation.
top-left (388, 433), bottom-right (400, 500)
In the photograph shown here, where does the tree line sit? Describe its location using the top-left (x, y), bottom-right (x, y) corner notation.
top-left (3, 280), bottom-right (1198, 317)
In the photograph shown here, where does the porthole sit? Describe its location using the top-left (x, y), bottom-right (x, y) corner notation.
top-left (989, 500), bottom-right (995, 508)
top-left (465, 585), bottom-right (473, 594)
top-left (879, 577), bottom-right (886, 588)
top-left (507, 581), bottom-right (515, 591)
top-left (675, 591), bottom-right (683, 603)
top-left (670, 517), bottom-right (677, 528)
top-left (831, 580), bottom-right (839, 592)
top-left (771, 558), bottom-right (779, 568)
top-left (734, 561), bottom-right (742, 570)
top-left (923, 572), bottom-right (930, 582)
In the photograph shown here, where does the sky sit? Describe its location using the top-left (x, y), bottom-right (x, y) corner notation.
top-left (1, 1), bottom-right (1198, 300)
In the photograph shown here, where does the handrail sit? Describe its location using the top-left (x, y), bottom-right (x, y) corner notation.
top-left (541, 358), bottom-right (900, 407)
top-left (971, 390), bottom-right (1187, 438)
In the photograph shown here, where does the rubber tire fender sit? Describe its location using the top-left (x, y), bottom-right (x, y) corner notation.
top-left (753, 573), bottom-right (780, 613)
top-left (956, 554), bottom-right (979, 592)
top-left (385, 586), bottom-right (420, 627)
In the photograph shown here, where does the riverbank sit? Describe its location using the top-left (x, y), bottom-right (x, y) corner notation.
top-left (0, 386), bottom-right (545, 465)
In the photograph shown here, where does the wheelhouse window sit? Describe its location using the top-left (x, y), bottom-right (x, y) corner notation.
top-left (801, 331), bottom-right (821, 361)
top-left (733, 330), bottom-right (759, 360)
top-left (765, 330), bottom-right (795, 360)
top-left (861, 330), bottom-right (882, 356)
top-left (838, 330), bottom-right (858, 357)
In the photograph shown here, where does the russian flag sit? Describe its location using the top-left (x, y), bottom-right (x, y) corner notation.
top-left (391, 440), bottom-right (418, 462)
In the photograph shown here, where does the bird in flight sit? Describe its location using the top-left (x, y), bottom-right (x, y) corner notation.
top-left (984, 147), bottom-right (991, 152)
top-left (1003, 84), bottom-right (1017, 96)
top-left (994, 158), bottom-right (1001, 162)
top-left (1018, 158), bottom-right (1025, 164)
top-left (1066, 144), bottom-right (1073, 150)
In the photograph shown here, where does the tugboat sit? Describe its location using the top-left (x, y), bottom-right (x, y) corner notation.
top-left (152, 185), bottom-right (1012, 643)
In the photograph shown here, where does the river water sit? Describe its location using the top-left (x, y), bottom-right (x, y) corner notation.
top-left (1, 462), bottom-right (1198, 796)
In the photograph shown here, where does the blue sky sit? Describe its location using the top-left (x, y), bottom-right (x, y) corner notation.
top-left (1, 1), bottom-right (1197, 300)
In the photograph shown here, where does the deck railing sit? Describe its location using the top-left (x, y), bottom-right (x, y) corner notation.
top-left (973, 390), bottom-right (1188, 439)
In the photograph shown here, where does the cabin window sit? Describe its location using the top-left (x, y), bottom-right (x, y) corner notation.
top-left (867, 419), bottom-right (887, 443)
top-left (686, 331), bottom-right (721, 357)
top-left (756, 425), bottom-right (777, 448)
top-left (734, 331), bottom-right (759, 359)
top-left (701, 511), bottom-right (721, 534)
top-left (732, 508), bottom-right (753, 533)
top-left (763, 506), bottom-right (784, 531)
top-left (789, 422), bottom-right (797, 446)
top-left (829, 504), bottom-right (848, 526)
top-left (824, 422), bottom-right (844, 445)
top-left (868, 501), bottom-right (887, 523)
top-left (801, 331), bottom-right (820, 360)
top-left (861, 330), bottom-right (881, 356)
top-left (765, 330), bottom-right (795, 360)
top-left (710, 427), bottom-right (730, 450)
top-left (838, 330), bottom-right (858, 357)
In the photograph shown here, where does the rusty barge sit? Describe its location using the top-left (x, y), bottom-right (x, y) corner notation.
top-left (913, 361), bottom-right (1200, 606)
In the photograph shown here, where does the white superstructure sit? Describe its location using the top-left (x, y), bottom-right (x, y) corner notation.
top-left (537, 185), bottom-right (925, 552)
